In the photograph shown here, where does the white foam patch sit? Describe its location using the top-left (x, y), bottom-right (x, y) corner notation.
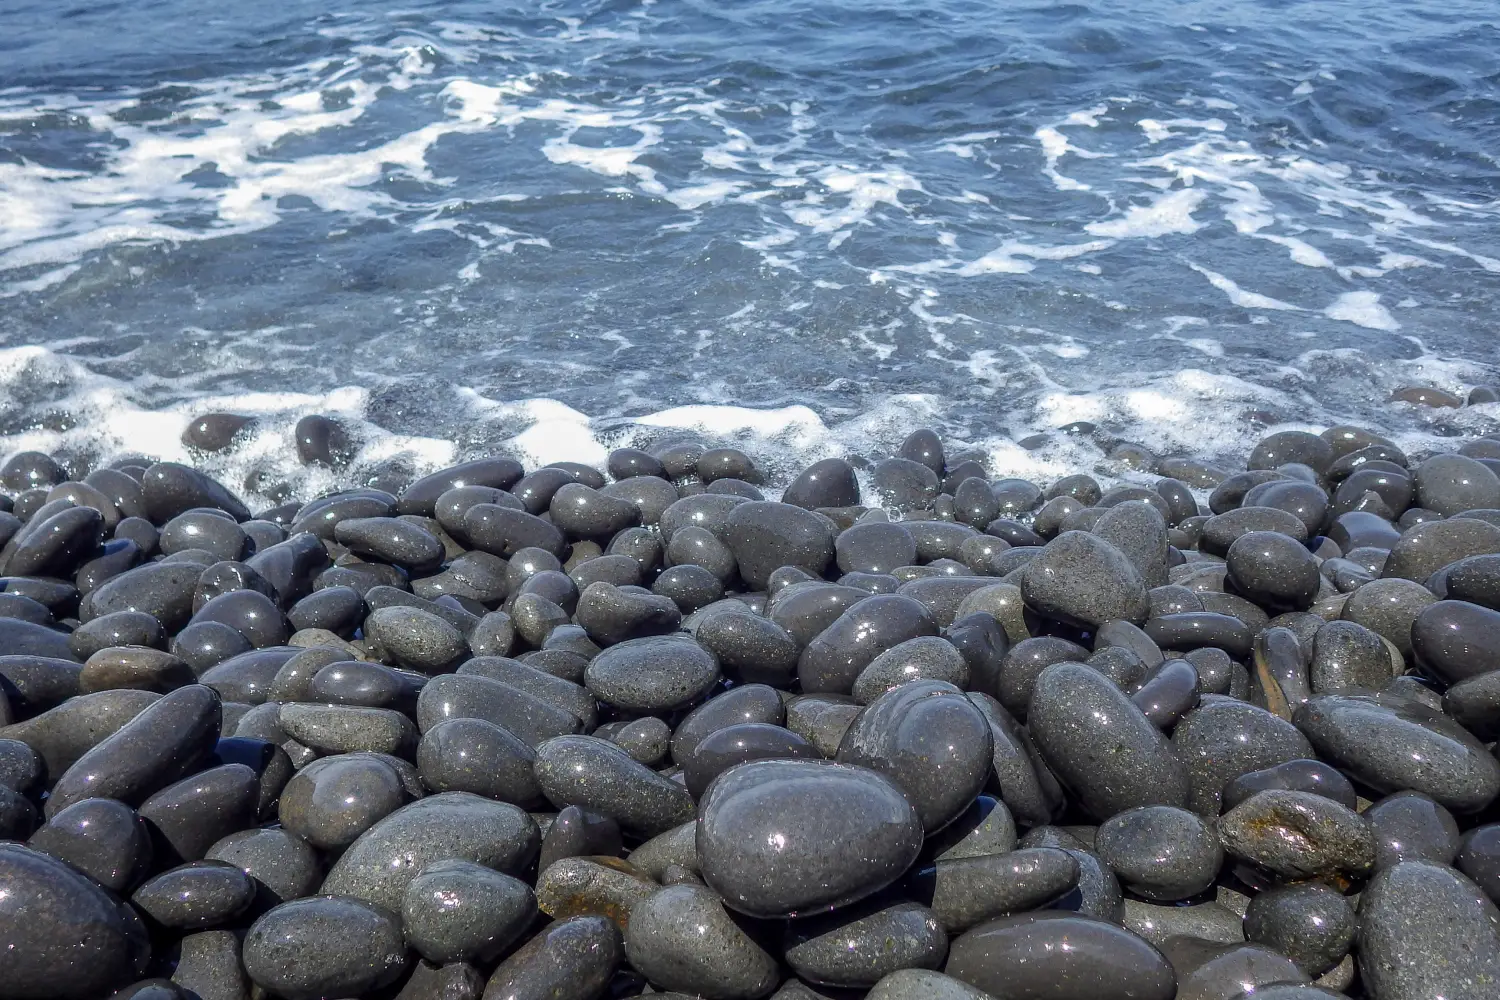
top-left (1085, 188), bottom-right (1206, 238)
top-left (1324, 290), bottom-right (1400, 331)
top-left (1187, 262), bottom-right (1302, 310)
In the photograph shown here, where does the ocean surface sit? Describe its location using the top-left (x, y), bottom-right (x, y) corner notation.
top-left (1, 0), bottom-right (1497, 504)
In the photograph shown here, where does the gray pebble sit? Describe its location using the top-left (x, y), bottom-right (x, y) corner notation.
top-left (205, 826), bottom-right (323, 908)
top-left (535, 734), bottom-right (695, 837)
top-left (480, 914), bottom-right (622, 1000)
top-left (584, 634), bottom-right (719, 713)
top-left (131, 861), bottom-right (255, 930)
top-left (279, 752), bottom-right (408, 849)
top-left (1218, 789), bottom-right (1373, 879)
top-left (1364, 790), bottom-right (1462, 869)
top-left (1021, 530), bottom-right (1150, 628)
top-left (945, 912), bottom-right (1174, 1000)
top-left (785, 900), bottom-right (948, 988)
top-left (1243, 882), bottom-right (1355, 976)
top-left (1096, 805), bottom-right (1221, 901)
top-left (1171, 697), bottom-right (1314, 815)
top-left (280, 702), bottom-right (416, 755)
top-left (29, 797), bottom-right (152, 893)
top-left (798, 594), bottom-right (937, 694)
top-left (403, 859), bottom-right (535, 964)
top-left (365, 606), bottom-right (467, 673)
top-left (243, 895), bottom-right (407, 1000)
top-left (1357, 859), bottom-right (1500, 1000)
top-left (851, 635), bottom-right (969, 703)
top-left (416, 672), bottom-right (583, 747)
top-left (1123, 899), bottom-right (1244, 947)
top-left (913, 847), bottom-right (1079, 932)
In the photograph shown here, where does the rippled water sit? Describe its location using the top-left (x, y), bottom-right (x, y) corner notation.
top-left (1, 0), bottom-right (1497, 501)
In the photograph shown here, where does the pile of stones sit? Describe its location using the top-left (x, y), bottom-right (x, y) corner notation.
top-left (0, 420), bottom-right (1499, 1000)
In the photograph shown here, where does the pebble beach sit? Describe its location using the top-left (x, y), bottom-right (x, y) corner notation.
top-left (1, 411), bottom-right (1500, 999)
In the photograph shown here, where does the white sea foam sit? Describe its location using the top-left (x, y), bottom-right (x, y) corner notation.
top-left (1325, 291), bottom-right (1400, 331)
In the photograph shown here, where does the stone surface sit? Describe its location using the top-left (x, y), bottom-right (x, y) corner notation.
top-left (945, 912), bottom-right (1175, 1000)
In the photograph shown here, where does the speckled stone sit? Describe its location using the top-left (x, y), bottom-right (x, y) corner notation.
top-left (1243, 882), bottom-right (1355, 976)
top-left (28, 797), bottom-right (153, 894)
top-left (320, 792), bottom-right (538, 911)
top-left (138, 762), bottom-right (259, 863)
top-left (279, 702), bottom-right (416, 755)
top-left (535, 855), bottom-right (657, 930)
top-left (836, 522), bottom-right (918, 575)
top-left (1168, 941), bottom-right (1308, 1000)
top-left (1123, 899), bottom-right (1244, 947)
top-left (69, 610), bottom-right (162, 660)
top-left (1027, 662), bottom-right (1189, 819)
top-left (1221, 758), bottom-right (1358, 812)
top-left (403, 859), bottom-right (536, 964)
top-left (697, 758), bottom-right (923, 917)
top-left (1294, 692), bottom-right (1500, 813)
top-left (1020, 531), bottom-right (1149, 627)
top-left (1226, 530), bottom-right (1320, 611)
top-left (278, 752), bottom-right (409, 849)
top-left (719, 501), bottom-right (835, 589)
top-left (535, 735), bottom-right (695, 837)
top-left (683, 723), bottom-right (819, 799)
top-left (945, 912), bottom-right (1175, 1000)
top-left (1364, 790), bottom-right (1462, 870)
top-left (1412, 454), bottom-right (1500, 516)
top-left (693, 609), bottom-right (800, 685)
top-left (1358, 859), bottom-right (1500, 1000)
top-left (80, 645), bottom-right (193, 694)
top-left (784, 900), bottom-right (948, 988)
top-left (480, 914), bottom-right (623, 1000)
top-left (797, 594), bottom-right (937, 694)
top-left (1340, 577), bottom-right (1437, 657)
top-left (204, 826), bottom-right (322, 909)
top-left (1219, 789), bottom-right (1373, 879)
top-left (539, 806), bottom-right (623, 874)
top-left (851, 635), bottom-right (970, 703)
top-left (866, 969), bottom-right (995, 1000)
top-left (671, 683), bottom-right (786, 763)
top-left (837, 679), bottom-right (992, 833)
top-left (1411, 598), bottom-right (1500, 685)
top-left (416, 672), bottom-right (583, 747)
top-left (912, 847), bottom-right (1078, 932)
top-left (365, 606), bottom-right (468, 673)
top-left (243, 895), bottom-right (407, 1000)
top-left (584, 634), bottom-right (719, 713)
top-left (44, 683), bottom-right (220, 819)
top-left (782, 458), bottom-right (861, 510)
top-left (1095, 805), bottom-right (1221, 901)
top-left (131, 861), bottom-right (256, 930)
top-left (0, 842), bottom-right (150, 1000)
top-left (1171, 697), bottom-right (1314, 815)
top-left (624, 884), bottom-right (783, 999)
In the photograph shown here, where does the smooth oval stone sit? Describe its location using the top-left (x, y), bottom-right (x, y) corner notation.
top-left (583, 634), bottom-right (719, 713)
top-left (1144, 613), bottom-right (1253, 660)
top-left (203, 826), bottom-right (322, 908)
top-left (1411, 599), bottom-right (1500, 685)
top-left (785, 900), bottom-right (948, 988)
top-left (1221, 758), bottom-right (1358, 812)
top-left (279, 753), bottom-right (408, 849)
top-left (0, 451), bottom-right (65, 493)
top-left (198, 645), bottom-right (299, 703)
top-left (720, 501), bottom-right (835, 590)
top-left (159, 510), bottom-right (246, 563)
top-left (5, 505), bottom-right (104, 578)
top-left (684, 723), bottom-right (819, 800)
top-left (0, 842), bottom-right (149, 999)
top-left (1364, 790), bottom-right (1462, 870)
top-left (132, 861), bottom-right (256, 930)
top-left (1244, 883), bottom-right (1356, 977)
top-left (836, 522), bottom-right (918, 575)
top-left (1171, 697), bottom-right (1314, 815)
top-left (697, 758), bottom-right (923, 917)
top-left (171, 620), bottom-right (254, 676)
top-left (280, 702), bottom-right (416, 755)
top-left (141, 463), bottom-right (250, 523)
top-left (1413, 454), bottom-right (1500, 516)
top-left (403, 859), bottom-right (536, 964)
top-left (1457, 825), bottom-right (1500, 905)
top-left (837, 679), bottom-right (992, 833)
top-left (0, 737), bottom-right (41, 794)
top-left (1201, 506), bottom-right (1310, 556)
top-left (1028, 662), bottom-right (1189, 819)
top-left (538, 806), bottom-right (623, 874)
top-left (1294, 693), bottom-right (1500, 813)
top-left (1095, 805), bottom-right (1220, 901)
top-left (798, 594), bottom-right (937, 694)
top-left (480, 914), bottom-right (622, 1000)
top-left (398, 458), bottom-right (525, 517)
top-left (1226, 530), bottom-right (1319, 611)
top-left (320, 792), bottom-right (537, 911)
top-left (417, 672), bottom-right (583, 747)
top-left (913, 848), bottom-right (1079, 932)
top-left (549, 482), bottom-right (639, 539)
top-left (291, 414), bottom-right (352, 467)
top-left (672, 684), bottom-right (788, 765)
top-left (652, 563), bottom-right (723, 612)
top-left (459, 656), bottom-right (596, 730)
top-left (1169, 941), bottom-right (1308, 1000)
top-left (1446, 552), bottom-right (1500, 609)
top-left (80, 645), bottom-right (193, 694)
top-left (624, 883), bottom-right (779, 999)
top-left (243, 895), bottom-right (407, 1000)
top-left (867, 969), bottom-right (997, 1000)
top-left (0, 688), bottom-right (159, 783)
top-left (45, 684), bottom-right (220, 818)
top-left (945, 912), bottom-right (1175, 1000)
top-left (29, 797), bottom-right (153, 894)
top-left (0, 654), bottom-right (83, 712)
top-left (692, 610), bottom-right (799, 686)
top-left (182, 412), bottom-right (255, 452)
top-left (535, 735), bottom-right (695, 838)
top-left (574, 581), bottom-right (682, 646)
top-left (871, 457), bottom-right (940, 513)
top-left (1219, 789), bottom-right (1373, 879)
top-left (307, 659), bottom-right (405, 708)
top-left (1358, 859), bottom-right (1500, 1000)
top-left (966, 693), bottom-right (1064, 828)
top-left (139, 763), bottom-right (258, 863)
top-left (1308, 619), bottom-right (1391, 694)
top-left (465, 503), bottom-right (567, 559)
top-left (88, 561), bottom-right (205, 632)
top-left (1131, 658), bottom-right (1200, 728)
top-left (365, 605), bottom-right (468, 673)
top-left (417, 716), bottom-right (542, 805)
top-left (852, 635), bottom-right (970, 703)
top-left (69, 610), bottom-right (162, 661)
top-left (782, 458), bottom-right (860, 510)
top-left (334, 516), bottom-right (443, 569)
top-left (994, 636), bottom-right (1089, 718)
top-left (1021, 531), bottom-right (1149, 628)
top-left (1445, 669), bottom-right (1500, 741)
top-left (1340, 577), bottom-right (1437, 657)
top-left (1122, 899), bottom-right (1244, 948)
top-left (1384, 518), bottom-right (1500, 582)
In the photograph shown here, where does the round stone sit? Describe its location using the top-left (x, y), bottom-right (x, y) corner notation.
top-left (242, 895), bottom-right (406, 1000)
top-left (945, 913), bottom-right (1175, 1000)
top-left (402, 859), bottom-right (535, 964)
top-left (1095, 806), bottom-right (1221, 901)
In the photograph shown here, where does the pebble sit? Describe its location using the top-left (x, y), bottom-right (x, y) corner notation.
top-left (480, 914), bottom-right (623, 1000)
top-left (1221, 758), bottom-right (1358, 812)
top-left (913, 847), bottom-right (1079, 932)
top-left (945, 912), bottom-right (1175, 1000)
top-left (1028, 662), bottom-right (1190, 819)
top-left (723, 501), bottom-right (835, 589)
top-left (1218, 789), bottom-right (1374, 879)
top-left (697, 758), bottom-right (923, 917)
top-left (1364, 790), bottom-right (1462, 869)
top-left (836, 679), bottom-right (992, 833)
top-left (1171, 697), bottom-right (1314, 815)
top-left (1095, 805), bottom-right (1221, 900)
top-left (784, 900), bottom-right (948, 988)
top-left (851, 635), bottom-right (970, 702)
top-left (243, 894), bottom-right (407, 1000)
top-left (535, 854), bottom-right (657, 929)
top-left (403, 859), bottom-right (536, 964)
top-left (534, 734), bottom-right (696, 837)
top-left (1168, 941), bottom-right (1308, 1000)
top-left (1358, 859), bottom-right (1500, 1000)
top-left (1020, 531), bottom-right (1150, 627)
top-left (320, 792), bottom-right (538, 911)
top-left (584, 634), bottom-right (719, 713)
top-left (29, 796), bottom-right (153, 893)
top-left (797, 593), bottom-right (937, 694)
top-left (781, 458), bottom-right (860, 510)
top-left (0, 842), bottom-right (150, 999)
top-left (131, 861), bottom-right (256, 929)
top-left (1243, 882), bottom-right (1356, 976)
top-left (278, 752), bottom-right (408, 849)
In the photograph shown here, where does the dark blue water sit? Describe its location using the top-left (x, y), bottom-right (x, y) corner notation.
top-left (1, 0), bottom-right (1496, 500)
